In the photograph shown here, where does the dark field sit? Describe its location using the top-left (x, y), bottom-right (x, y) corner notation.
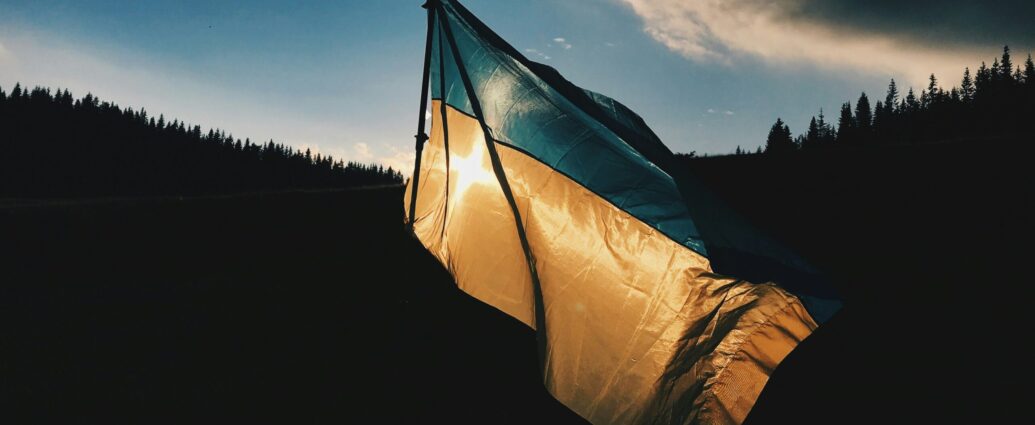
top-left (2, 140), bottom-right (1031, 423)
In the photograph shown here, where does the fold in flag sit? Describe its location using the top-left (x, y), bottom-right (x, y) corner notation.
top-left (404, 1), bottom-right (841, 423)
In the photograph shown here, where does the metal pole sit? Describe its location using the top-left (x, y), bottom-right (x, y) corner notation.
top-left (407, 1), bottom-right (438, 231)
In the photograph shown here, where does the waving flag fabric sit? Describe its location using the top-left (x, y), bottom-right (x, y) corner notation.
top-left (404, 1), bottom-right (840, 424)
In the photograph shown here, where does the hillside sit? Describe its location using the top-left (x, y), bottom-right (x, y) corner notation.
top-left (2, 135), bottom-right (1029, 422)
top-left (0, 85), bottom-right (402, 198)
top-left (2, 56), bottom-right (1032, 421)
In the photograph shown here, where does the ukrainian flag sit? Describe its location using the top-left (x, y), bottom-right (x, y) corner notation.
top-left (404, 1), bottom-right (840, 423)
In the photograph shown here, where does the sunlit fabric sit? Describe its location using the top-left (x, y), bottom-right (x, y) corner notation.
top-left (404, 1), bottom-right (839, 424)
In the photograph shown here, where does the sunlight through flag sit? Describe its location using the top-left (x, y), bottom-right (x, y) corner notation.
top-left (405, 1), bottom-right (840, 424)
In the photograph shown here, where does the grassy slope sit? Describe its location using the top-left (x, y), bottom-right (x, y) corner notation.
top-left (1, 187), bottom-right (584, 424)
top-left (687, 139), bottom-right (1030, 423)
top-left (2, 139), bottom-right (1030, 423)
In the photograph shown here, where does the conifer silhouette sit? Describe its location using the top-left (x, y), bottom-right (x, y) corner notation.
top-left (0, 87), bottom-right (403, 197)
top-left (761, 46), bottom-right (1032, 152)
top-left (764, 118), bottom-right (796, 154)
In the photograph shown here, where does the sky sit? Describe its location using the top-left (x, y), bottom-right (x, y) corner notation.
top-left (1, 0), bottom-right (1032, 172)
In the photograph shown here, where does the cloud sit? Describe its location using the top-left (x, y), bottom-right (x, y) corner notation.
top-left (706, 108), bottom-right (715, 114)
top-left (524, 48), bottom-right (551, 61)
top-left (293, 141), bottom-right (413, 175)
top-left (552, 37), bottom-right (573, 50)
top-left (604, 42), bottom-right (617, 48)
top-left (378, 145), bottom-right (417, 176)
top-left (790, 0), bottom-right (1035, 47)
top-left (297, 142), bottom-right (414, 176)
top-left (354, 142), bottom-right (373, 161)
top-left (0, 41), bottom-right (10, 64)
top-left (619, 0), bottom-right (1023, 85)
top-left (724, 110), bottom-right (734, 116)
top-left (296, 142), bottom-right (349, 162)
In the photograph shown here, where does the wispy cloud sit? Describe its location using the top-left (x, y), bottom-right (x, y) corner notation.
top-left (553, 37), bottom-right (572, 50)
top-left (300, 141), bottom-right (413, 175)
top-left (619, 0), bottom-right (994, 85)
top-left (0, 41), bottom-right (11, 65)
top-left (294, 140), bottom-right (413, 174)
top-left (379, 145), bottom-right (416, 176)
top-left (524, 48), bottom-right (551, 61)
top-left (354, 142), bottom-right (373, 161)
top-left (297, 142), bottom-right (349, 161)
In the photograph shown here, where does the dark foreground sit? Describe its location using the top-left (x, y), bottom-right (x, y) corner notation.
top-left (2, 141), bottom-right (1031, 423)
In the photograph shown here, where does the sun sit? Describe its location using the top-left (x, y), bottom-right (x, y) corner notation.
top-left (449, 140), bottom-right (495, 205)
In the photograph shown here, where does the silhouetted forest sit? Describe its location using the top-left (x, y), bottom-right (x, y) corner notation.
top-left (0, 86), bottom-right (403, 197)
top-left (719, 46), bottom-right (1035, 156)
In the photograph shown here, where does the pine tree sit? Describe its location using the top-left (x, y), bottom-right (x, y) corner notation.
top-left (855, 92), bottom-right (873, 132)
top-left (925, 74), bottom-right (940, 106)
top-left (764, 118), bottom-right (795, 154)
top-left (975, 62), bottom-right (991, 97)
top-left (803, 116), bottom-right (821, 150)
top-left (872, 100), bottom-right (886, 138)
top-left (816, 108), bottom-right (834, 145)
top-left (884, 79), bottom-right (899, 113)
top-left (960, 67), bottom-right (975, 101)
top-left (905, 88), bottom-right (919, 112)
top-left (1024, 54), bottom-right (1034, 85)
top-left (837, 102), bottom-right (854, 144)
top-left (1000, 46), bottom-right (1013, 81)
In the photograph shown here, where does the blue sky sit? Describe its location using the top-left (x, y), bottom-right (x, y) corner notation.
top-left (1, 0), bottom-right (1030, 171)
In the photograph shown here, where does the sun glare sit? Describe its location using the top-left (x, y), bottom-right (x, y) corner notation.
top-left (450, 141), bottom-right (495, 204)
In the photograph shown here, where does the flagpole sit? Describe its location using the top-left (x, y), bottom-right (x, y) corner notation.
top-left (407, 0), bottom-right (439, 231)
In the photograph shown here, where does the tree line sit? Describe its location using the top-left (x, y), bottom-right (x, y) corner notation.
top-left (0, 85), bottom-right (403, 197)
top-left (751, 46), bottom-right (1035, 155)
